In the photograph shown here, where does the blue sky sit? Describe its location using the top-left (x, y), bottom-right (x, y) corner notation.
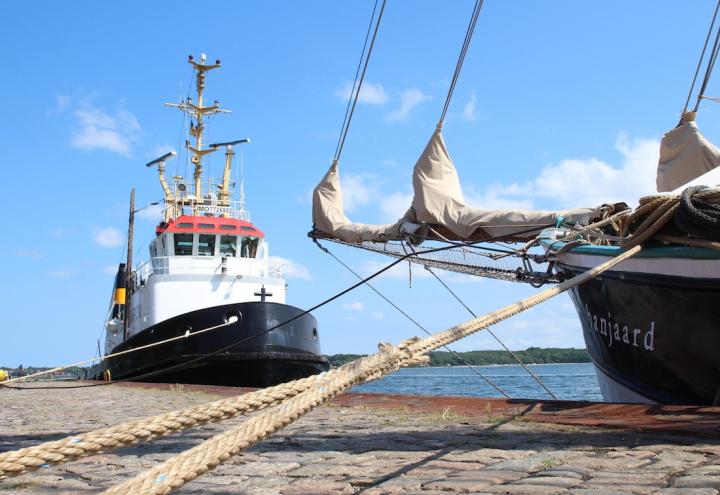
top-left (2, 1), bottom-right (719, 366)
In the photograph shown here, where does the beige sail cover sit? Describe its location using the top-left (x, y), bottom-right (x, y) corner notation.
top-left (312, 161), bottom-right (403, 243)
top-left (312, 129), bottom-right (603, 243)
top-left (656, 119), bottom-right (720, 192)
top-left (409, 128), bottom-right (602, 239)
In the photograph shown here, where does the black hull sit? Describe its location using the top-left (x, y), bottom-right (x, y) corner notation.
top-left (559, 262), bottom-right (720, 405)
top-left (90, 302), bottom-right (329, 388)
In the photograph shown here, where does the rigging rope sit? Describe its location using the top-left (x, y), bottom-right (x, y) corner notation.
top-left (439, 0), bottom-right (485, 125)
top-left (421, 265), bottom-right (557, 400)
top-left (314, 239), bottom-right (510, 397)
top-left (684, 0), bottom-right (720, 114)
top-left (333, 0), bottom-right (387, 163)
top-left (334, 0), bottom-right (380, 161)
top-left (691, 0), bottom-right (720, 113)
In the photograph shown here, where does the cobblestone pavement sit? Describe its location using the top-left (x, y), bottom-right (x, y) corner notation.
top-left (2, 384), bottom-right (720, 494)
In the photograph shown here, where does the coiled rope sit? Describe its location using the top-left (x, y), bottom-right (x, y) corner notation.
top-left (620, 187), bottom-right (720, 249)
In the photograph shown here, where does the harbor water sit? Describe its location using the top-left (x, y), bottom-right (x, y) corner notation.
top-left (353, 362), bottom-right (603, 401)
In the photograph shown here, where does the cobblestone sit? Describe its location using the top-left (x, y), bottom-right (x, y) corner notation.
top-left (1, 383), bottom-right (720, 494)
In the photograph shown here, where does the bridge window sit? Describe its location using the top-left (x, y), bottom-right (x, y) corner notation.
top-left (178, 222), bottom-right (194, 228)
top-left (174, 233), bottom-right (193, 256)
top-left (219, 235), bottom-right (237, 257)
top-left (199, 223), bottom-right (214, 229)
top-left (220, 224), bottom-right (237, 230)
top-left (198, 234), bottom-right (216, 256)
top-left (241, 236), bottom-right (259, 258)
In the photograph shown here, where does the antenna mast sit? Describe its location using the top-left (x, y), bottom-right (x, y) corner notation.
top-left (165, 53), bottom-right (230, 204)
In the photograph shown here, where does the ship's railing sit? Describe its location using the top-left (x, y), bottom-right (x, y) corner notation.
top-left (164, 199), bottom-right (250, 221)
top-left (134, 256), bottom-right (283, 284)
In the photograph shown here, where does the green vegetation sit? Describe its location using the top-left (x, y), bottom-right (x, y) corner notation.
top-left (325, 347), bottom-right (589, 368)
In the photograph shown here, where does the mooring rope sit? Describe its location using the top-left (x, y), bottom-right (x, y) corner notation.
top-left (100, 244), bottom-right (641, 494)
top-left (0, 245), bottom-right (640, 488)
top-left (1, 319), bottom-right (237, 387)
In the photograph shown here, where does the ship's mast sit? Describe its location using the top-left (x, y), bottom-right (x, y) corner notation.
top-left (165, 53), bottom-right (230, 206)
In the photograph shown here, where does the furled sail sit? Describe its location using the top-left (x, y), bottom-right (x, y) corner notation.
top-left (312, 160), bottom-right (405, 243)
top-left (312, 128), bottom-right (604, 244)
top-left (410, 127), bottom-right (601, 240)
top-left (657, 112), bottom-right (720, 192)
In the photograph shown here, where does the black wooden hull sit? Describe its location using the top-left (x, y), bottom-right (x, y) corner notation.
top-left (558, 261), bottom-right (720, 404)
top-left (90, 302), bottom-right (329, 388)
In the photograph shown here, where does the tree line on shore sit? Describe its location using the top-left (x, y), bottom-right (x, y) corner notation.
top-left (1, 348), bottom-right (590, 378)
top-left (325, 347), bottom-right (590, 368)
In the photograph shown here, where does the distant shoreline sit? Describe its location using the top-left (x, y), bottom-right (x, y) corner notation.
top-left (326, 347), bottom-right (590, 368)
top-left (2, 348), bottom-right (591, 378)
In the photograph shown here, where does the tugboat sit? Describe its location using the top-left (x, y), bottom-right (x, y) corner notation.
top-left (90, 54), bottom-right (329, 387)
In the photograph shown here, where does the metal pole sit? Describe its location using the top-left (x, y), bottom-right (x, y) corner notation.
top-left (124, 188), bottom-right (135, 341)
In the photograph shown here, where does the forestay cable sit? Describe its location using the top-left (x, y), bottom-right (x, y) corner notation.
top-left (334, 0), bottom-right (387, 163)
top-left (683, 0), bottom-right (720, 114)
top-left (692, 0), bottom-right (720, 112)
top-left (439, 0), bottom-right (485, 125)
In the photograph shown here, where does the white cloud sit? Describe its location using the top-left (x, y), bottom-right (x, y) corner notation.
top-left (50, 269), bottom-right (74, 278)
top-left (268, 256), bottom-right (311, 280)
top-left (150, 144), bottom-right (175, 158)
top-left (455, 301), bottom-right (585, 351)
top-left (530, 135), bottom-right (658, 208)
top-left (335, 81), bottom-right (388, 105)
top-left (71, 102), bottom-right (141, 157)
top-left (371, 312), bottom-right (385, 320)
top-left (379, 190), bottom-right (412, 222)
top-left (16, 250), bottom-right (42, 260)
top-left (298, 171), bottom-right (388, 217)
top-left (382, 158), bottom-right (397, 168)
top-left (386, 89), bottom-right (431, 122)
top-left (462, 91), bottom-right (477, 121)
top-left (52, 94), bottom-right (70, 113)
top-left (94, 227), bottom-right (124, 247)
top-left (341, 173), bottom-right (382, 212)
top-left (103, 265), bottom-right (119, 275)
top-left (343, 302), bottom-right (365, 311)
top-left (464, 184), bottom-right (535, 211)
top-left (135, 203), bottom-right (164, 222)
top-left (459, 135), bottom-right (659, 211)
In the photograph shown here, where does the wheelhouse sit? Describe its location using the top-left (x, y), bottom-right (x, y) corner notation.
top-left (150, 215), bottom-right (265, 259)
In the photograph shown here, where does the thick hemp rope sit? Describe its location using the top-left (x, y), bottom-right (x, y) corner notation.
top-left (102, 245), bottom-right (641, 495)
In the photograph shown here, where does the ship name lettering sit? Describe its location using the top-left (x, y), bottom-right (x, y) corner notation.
top-left (585, 304), bottom-right (655, 352)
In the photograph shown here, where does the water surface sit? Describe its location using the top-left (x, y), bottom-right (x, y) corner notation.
top-left (353, 362), bottom-right (602, 401)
